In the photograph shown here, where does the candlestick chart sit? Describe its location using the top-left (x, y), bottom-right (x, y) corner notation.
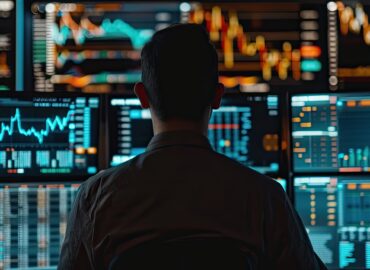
top-left (328, 1), bottom-right (370, 89)
top-left (189, 2), bottom-right (326, 92)
top-left (31, 2), bottom-right (182, 92)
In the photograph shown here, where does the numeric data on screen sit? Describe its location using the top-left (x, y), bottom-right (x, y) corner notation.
top-left (291, 93), bottom-right (370, 173)
top-left (209, 94), bottom-right (280, 174)
top-left (295, 176), bottom-right (370, 269)
top-left (108, 98), bottom-right (153, 167)
top-left (0, 183), bottom-right (80, 270)
top-left (31, 2), bottom-right (182, 92)
top-left (0, 96), bottom-right (100, 176)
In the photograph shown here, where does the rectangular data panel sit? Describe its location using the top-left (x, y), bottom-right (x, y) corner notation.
top-left (0, 95), bottom-right (100, 176)
top-left (190, 2), bottom-right (327, 92)
top-left (210, 94), bottom-right (280, 174)
top-left (108, 97), bottom-right (153, 167)
top-left (30, 1), bottom-right (326, 93)
top-left (108, 95), bottom-right (280, 174)
top-left (291, 93), bottom-right (370, 173)
top-left (0, 183), bottom-right (80, 270)
top-left (328, 1), bottom-right (370, 90)
top-left (0, 0), bottom-right (15, 91)
top-left (295, 176), bottom-right (370, 269)
top-left (31, 2), bottom-right (183, 92)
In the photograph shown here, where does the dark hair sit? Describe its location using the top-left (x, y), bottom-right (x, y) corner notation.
top-left (141, 23), bottom-right (218, 120)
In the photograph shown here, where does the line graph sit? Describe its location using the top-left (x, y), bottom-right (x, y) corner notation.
top-left (52, 12), bottom-right (154, 49)
top-left (0, 96), bottom-right (99, 176)
top-left (32, 2), bottom-right (182, 92)
top-left (0, 108), bottom-right (74, 144)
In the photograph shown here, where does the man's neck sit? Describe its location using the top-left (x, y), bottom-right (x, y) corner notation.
top-left (152, 118), bottom-right (208, 137)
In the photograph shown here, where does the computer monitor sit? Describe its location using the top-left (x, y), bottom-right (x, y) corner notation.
top-left (30, 1), bottom-right (183, 92)
top-left (28, 1), bottom-right (326, 92)
top-left (327, 1), bottom-right (370, 90)
top-left (108, 96), bottom-right (153, 167)
top-left (108, 94), bottom-right (280, 174)
top-left (0, 0), bottom-right (16, 91)
top-left (0, 182), bottom-right (80, 269)
top-left (291, 93), bottom-right (370, 173)
top-left (0, 94), bottom-right (100, 176)
top-left (209, 94), bottom-right (280, 174)
top-left (294, 176), bottom-right (370, 269)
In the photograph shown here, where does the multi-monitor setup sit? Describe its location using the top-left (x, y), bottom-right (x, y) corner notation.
top-left (0, 92), bottom-right (284, 269)
top-left (108, 94), bottom-right (280, 174)
top-left (291, 93), bottom-right (370, 270)
top-left (1, 0), bottom-right (370, 269)
top-left (2, 91), bottom-right (370, 269)
top-left (3, 1), bottom-right (370, 92)
top-left (27, 1), bottom-right (327, 93)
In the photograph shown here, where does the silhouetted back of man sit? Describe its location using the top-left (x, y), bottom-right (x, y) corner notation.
top-left (59, 24), bottom-right (327, 270)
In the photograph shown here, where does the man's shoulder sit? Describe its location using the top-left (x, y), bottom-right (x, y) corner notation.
top-left (78, 157), bottom-right (137, 201)
top-left (206, 151), bottom-right (283, 192)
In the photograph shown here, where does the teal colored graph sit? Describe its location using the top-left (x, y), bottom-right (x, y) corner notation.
top-left (0, 108), bottom-right (74, 144)
top-left (53, 18), bottom-right (154, 49)
top-left (338, 146), bottom-right (370, 168)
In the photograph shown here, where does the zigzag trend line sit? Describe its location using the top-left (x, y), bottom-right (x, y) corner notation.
top-left (0, 108), bottom-right (74, 144)
top-left (52, 12), bottom-right (154, 49)
top-left (190, 6), bottom-right (322, 81)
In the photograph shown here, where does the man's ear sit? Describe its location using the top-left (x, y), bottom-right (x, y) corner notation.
top-left (134, 82), bottom-right (150, 109)
top-left (211, 83), bottom-right (225, 109)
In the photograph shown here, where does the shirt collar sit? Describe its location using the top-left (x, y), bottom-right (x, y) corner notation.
top-left (146, 131), bottom-right (212, 152)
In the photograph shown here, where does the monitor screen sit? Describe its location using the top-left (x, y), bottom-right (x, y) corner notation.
top-left (328, 1), bottom-right (370, 90)
top-left (108, 94), bottom-right (280, 174)
top-left (0, 182), bottom-right (80, 269)
top-left (291, 93), bottom-right (370, 173)
top-left (108, 97), bottom-right (153, 167)
top-left (0, 94), bottom-right (100, 176)
top-left (30, 1), bottom-right (183, 92)
top-left (295, 176), bottom-right (370, 269)
top-left (190, 2), bottom-right (326, 92)
top-left (0, 0), bottom-right (15, 91)
top-left (209, 94), bottom-right (280, 174)
top-left (29, 1), bottom-right (326, 93)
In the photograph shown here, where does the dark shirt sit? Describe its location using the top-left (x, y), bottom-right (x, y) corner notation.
top-left (59, 131), bottom-right (327, 270)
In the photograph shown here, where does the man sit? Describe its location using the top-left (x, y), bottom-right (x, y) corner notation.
top-left (59, 24), bottom-right (327, 270)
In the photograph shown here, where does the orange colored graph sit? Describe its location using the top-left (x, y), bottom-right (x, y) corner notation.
top-left (0, 52), bottom-right (10, 77)
top-left (190, 6), bottom-right (320, 81)
top-left (337, 1), bottom-right (370, 45)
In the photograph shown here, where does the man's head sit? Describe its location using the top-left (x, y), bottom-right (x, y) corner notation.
top-left (135, 24), bottom-right (224, 129)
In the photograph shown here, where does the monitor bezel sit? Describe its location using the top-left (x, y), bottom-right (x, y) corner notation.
top-left (0, 91), bottom-right (103, 182)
